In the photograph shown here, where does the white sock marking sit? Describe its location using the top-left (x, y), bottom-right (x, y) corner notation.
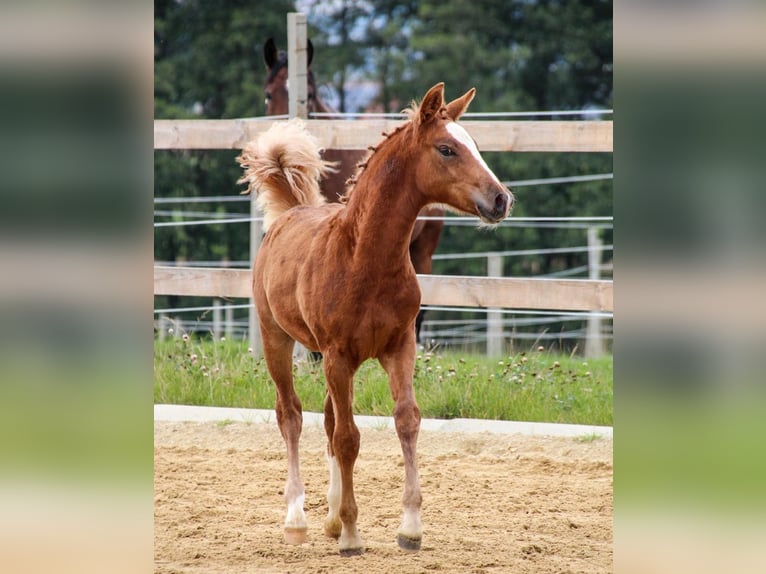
top-left (285, 492), bottom-right (306, 528)
top-left (399, 507), bottom-right (422, 538)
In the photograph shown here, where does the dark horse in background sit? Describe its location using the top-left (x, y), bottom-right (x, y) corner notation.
top-left (263, 38), bottom-right (445, 343)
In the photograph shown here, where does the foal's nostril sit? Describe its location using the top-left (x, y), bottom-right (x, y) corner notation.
top-left (494, 192), bottom-right (508, 212)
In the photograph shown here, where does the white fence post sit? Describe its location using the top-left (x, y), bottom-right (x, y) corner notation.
top-left (487, 253), bottom-right (504, 357)
top-left (585, 227), bottom-right (605, 358)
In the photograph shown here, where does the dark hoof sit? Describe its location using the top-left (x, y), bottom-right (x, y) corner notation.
top-left (324, 518), bottom-right (341, 540)
top-left (397, 534), bottom-right (422, 552)
top-left (339, 546), bottom-right (364, 557)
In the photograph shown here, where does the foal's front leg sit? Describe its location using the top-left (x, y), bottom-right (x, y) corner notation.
top-left (379, 346), bottom-right (423, 551)
top-left (323, 354), bottom-right (364, 556)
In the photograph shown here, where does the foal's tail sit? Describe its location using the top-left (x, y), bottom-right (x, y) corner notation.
top-left (237, 118), bottom-right (336, 230)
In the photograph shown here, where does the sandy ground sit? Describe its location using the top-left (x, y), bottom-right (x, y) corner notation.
top-left (154, 420), bottom-right (612, 573)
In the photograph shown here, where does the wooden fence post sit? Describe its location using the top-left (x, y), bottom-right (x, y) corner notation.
top-left (287, 13), bottom-right (308, 119)
top-left (157, 314), bottom-right (167, 341)
top-left (225, 303), bottom-right (234, 339)
top-left (212, 298), bottom-right (222, 339)
top-left (585, 227), bottom-right (605, 358)
top-left (220, 257), bottom-right (233, 339)
top-left (487, 253), bottom-right (504, 357)
top-left (249, 183), bottom-right (263, 357)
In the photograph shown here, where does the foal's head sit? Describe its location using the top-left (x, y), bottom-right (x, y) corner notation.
top-left (263, 37), bottom-right (321, 116)
top-left (407, 83), bottom-right (514, 225)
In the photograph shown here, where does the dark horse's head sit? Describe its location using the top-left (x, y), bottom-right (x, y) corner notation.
top-left (263, 37), bottom-right (324, 116)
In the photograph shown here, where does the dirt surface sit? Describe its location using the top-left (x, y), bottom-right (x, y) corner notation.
top-left (154, 420), bottom-right (612, 573)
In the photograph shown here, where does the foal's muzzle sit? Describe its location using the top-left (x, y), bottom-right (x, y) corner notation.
top-left (477, 188), bottom-right (514, 224)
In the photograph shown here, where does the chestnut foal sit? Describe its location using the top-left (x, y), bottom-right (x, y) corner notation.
top-left (238, 83), bottom-right (513, 556)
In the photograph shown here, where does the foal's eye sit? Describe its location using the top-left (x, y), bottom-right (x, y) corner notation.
top-left (264, 92), bottom-right (272, 102)
top-left (438, 145), bottom-right (455, 157)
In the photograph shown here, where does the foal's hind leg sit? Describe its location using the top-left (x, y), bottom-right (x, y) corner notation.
top-left (379, 341), bottom-right (423, 551)
top-left (261, 328), bottom-right (306, 544)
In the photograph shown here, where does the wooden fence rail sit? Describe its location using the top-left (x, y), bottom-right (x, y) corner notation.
top-left (154, 266), bottom-right (613, 313)
top-left (154, 118), bottom-right (613, 152)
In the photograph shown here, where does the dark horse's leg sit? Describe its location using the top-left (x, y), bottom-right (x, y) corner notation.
top-left (259, 321), bottom-right (306, 544)
top-left (322, 351), bottom-right (364, 556)
top-left (409, 209), bottom-right (444, 344)
top-left (414, 310), bottom-right (427, 345)
top-left (379, 333), bottom-right (423, 551)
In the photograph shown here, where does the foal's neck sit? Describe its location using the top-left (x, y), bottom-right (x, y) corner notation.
top-left (343, 126), bottom-right (423, 266)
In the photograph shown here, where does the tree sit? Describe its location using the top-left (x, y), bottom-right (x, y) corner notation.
top-left (298, 0), bottom-right (368, 113)
top-left (154, 0), bottom-right (296, 316)
top-left (155, 0), bottom-right (295, 265)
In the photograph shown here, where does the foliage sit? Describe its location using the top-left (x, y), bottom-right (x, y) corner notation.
top-left (154, 337), bottom-right (613, 426)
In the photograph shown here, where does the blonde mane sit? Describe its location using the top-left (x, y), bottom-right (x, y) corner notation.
top-left (339, 104), bottom-right (424, 202)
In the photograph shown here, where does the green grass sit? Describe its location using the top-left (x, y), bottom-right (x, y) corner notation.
top-left (154, 336), bottom-right (612, 426)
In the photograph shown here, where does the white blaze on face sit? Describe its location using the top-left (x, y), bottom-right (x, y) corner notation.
top-left (446, 122), bottom-right (504, 187)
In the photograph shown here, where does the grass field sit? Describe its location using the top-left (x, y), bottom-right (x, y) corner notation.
top-left (154, 336), bottom-right (612, 426)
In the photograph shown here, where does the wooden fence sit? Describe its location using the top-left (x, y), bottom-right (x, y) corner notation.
top-left (153, 12), bottom-right (613, 356)
top-left (153, 119), bottom-right (613, 356)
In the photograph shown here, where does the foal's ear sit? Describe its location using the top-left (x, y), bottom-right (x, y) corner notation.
top-left (264, 38), bottom-right (278, 69)
top-left (445, 87), bottom-right (476, 121)
top-left (419, 82), bottom-right (445, 125)
top-left (307, 38), bottom-right (314, 67)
